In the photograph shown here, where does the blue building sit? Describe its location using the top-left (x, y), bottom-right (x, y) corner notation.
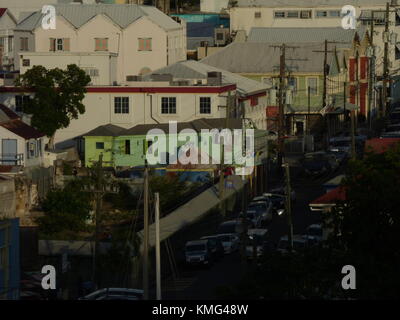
top-left (171, 13), bottom-right (229, 28)
top-left (0, 218), bottom-right (20, 300)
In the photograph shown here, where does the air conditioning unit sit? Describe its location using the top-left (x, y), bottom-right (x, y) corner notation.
top-left (126, 75), bottom-right (141, 82)
top-left (214, 27), bottom-right (230, 46)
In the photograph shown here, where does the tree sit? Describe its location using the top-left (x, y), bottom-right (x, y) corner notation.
top-left (16, 64), bottom-right (91, 149)
top-left (326, 142), bottom-right (400, 298)
top-left (36, 182), bottom-right (92, 237)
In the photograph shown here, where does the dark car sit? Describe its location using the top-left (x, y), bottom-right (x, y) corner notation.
top-left (217, 219), bottom-right (254, 235)
top-left (200, 235), bottom-right (225, 260)
top-left (301, 152), bottom-right (334, 176)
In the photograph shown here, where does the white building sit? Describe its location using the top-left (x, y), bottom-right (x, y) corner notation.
top-left (0, 104), bottom-right (47, 167)
top-left (230, 0), bottom-right (400, 34)
top-left (13, 3), bottom-right (187, 84)
top-left (200, 0), bottom-right (229, 13)
top-left (0, 62), bottom-right (269, 147)
top-left (0, 8), bottom-right (17, 70)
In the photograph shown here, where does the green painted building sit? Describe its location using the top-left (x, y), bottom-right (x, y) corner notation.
top-left (81, 118), bottom-right (269, 169)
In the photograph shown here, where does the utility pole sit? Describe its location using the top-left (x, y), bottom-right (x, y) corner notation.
top-left (307, 86), bottom-right (311, 135)
top-left (219, 91), bottom-right (231, 217)
top-left (382, 2), bottom-right (390, 118)
top-left (344, 80), bottom-right (347, 130)
top-left (155, 192), bottom-right (161, 300)
top-left (92, 153), bottom-right (103, 285)
top-left (351, 111), bottom-right (357, 160)
top-left (269, 44), bottom-right (300, 171)
top-left (143, 159), bottom-right (149, 300)
top-left (282, 163), bottom-right (293, 253)
top-left (368, 11), bottom-right (375, 129)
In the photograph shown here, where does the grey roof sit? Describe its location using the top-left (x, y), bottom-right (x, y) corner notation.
top-left (248, 27), bottom-right (367, 44)
top-left (187, 37), bottom-right (214, 50)
top-left (234, 0), bottom-right (393, 7)
top-left (15, 4), bottom-right (181, 31)
top-left (121, 118), bottom-right (243, 136)
top-left (83, 124), bottom-right (125, 137)
top-left (143, 60), bottom-right (270, 96)
top-left (201, 42), bottom-right (337, 74)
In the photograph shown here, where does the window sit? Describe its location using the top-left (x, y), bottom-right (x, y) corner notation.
top-left (396, 46), bottom-right (400, 60)
top-left (22, 59), bottom-right (30, 67)
top-left (138, 38), bottom-right (152, 51)
top-left (300, 11), bottom-right (312, 19)
top-left (161, 97), bottom-right (176, 114)
top-left (0, 37), bottom-right (5, 50)
top-left (274, 11), bottom-right (285, 18)
top-left (307, 77), bottom-right (318, 95)
top-left (8, 36), bottom-right (13, 53)
top-left (216, 32), bottom-right (224, 41)
top-left (114, 97), bottom-right (129, 114)
top-left (199, 97), bottom-right (211, 114)
top-left (288, 77), bottom-right (298, 94)
top-left (84, 68), bottom-right (99, 77)
top-left (95, 38), bottom-right (108, 51)
top-left (49, 38), bottom-right (70, 51)
top-left (250, 96), bottom-right (259, 106)
top-left (20, 37), bottom-right (28, 51)
top-left (15, 95), bottom-right (29, 112)
top-left (96, 142), bottom-right (104, 149)
top-left (255, 12), bottom-right (261, 18)
top-left (329, 10), bottom-right (341, 17)
top-left (38, 139), bottom-right (42, 156)
top-left (287, 11), bottom-right (299, 18)
top-left (316, 11), bottom-right (328, 17)
top-left (27, 141), bottom-right (35, 158)
top-left (125, 140), bottom-right (130, 155)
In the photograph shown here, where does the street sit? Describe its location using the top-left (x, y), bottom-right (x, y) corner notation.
top-left (160, 157), bottom-right (339, 300)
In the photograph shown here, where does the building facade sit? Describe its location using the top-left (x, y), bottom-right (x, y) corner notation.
top-left (13, 4), bottom-right (187, 83)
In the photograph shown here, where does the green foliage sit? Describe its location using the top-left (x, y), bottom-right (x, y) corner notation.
top-left (36, 182), bottom-right (92, 236)
top-left (103, 182), bottom-right (136, 211)
top-left (15, 64), bottom-right (91, 138)
top-left (149, 174), bottom-right (187, 210)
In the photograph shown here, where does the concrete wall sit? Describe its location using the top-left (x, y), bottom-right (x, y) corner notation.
top-left (19, 52), bottom-right (118, 86)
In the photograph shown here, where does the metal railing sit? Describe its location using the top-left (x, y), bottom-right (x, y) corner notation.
top-left (0, 153), bottom-right (24, 166)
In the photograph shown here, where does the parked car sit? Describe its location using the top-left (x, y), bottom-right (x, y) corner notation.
top-left (302, 224), bottom-right (324, 244)
top-left (277, 235), bottom-right (309, 254)
top-left (301, 151), bottom-right (337, 176)
top-left (215, 233), bottom-right (240, 254)
top-left (246, 229), bottom-right (269, 260)
top-left (184, 240), bottom-right (213, 267)
top-left (217, 219), bottom-right (254, 235)
top-left (200, 235), bottom-right (225, 260)
top-left (248, 201), bottom-right (274, 224)
top-left (263, 193), bottom-right (286, 210)
top-left (79, 288), bottom-right (144, 300)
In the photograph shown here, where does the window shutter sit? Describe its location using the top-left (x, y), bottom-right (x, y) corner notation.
top-left (63, 38), bottom-right (70, 51)
top-left (95, 38), bottom-right (100, 51)
top-left (49, 38), bottom-right (55, 51)
top-left (139, 38), bottom-right (144, 51)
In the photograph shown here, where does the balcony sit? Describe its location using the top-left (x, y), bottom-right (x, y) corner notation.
top-left (0, 153), bottom-right (24, 166)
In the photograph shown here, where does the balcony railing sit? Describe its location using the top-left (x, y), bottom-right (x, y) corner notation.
top-left (0, 153), bottom-right (24, 166)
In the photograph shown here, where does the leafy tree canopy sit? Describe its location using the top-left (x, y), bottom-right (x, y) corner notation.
top-left (15, 64), bottom-right (91, 141)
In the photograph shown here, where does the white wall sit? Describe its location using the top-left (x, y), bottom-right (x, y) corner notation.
top-left (19, 52), bottom-right (118, 85)
top-left (20, 12), bottom-right (186, 84)
top-left (200, 0), bottom-right (229, 13)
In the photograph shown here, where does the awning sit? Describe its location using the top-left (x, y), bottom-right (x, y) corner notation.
top-left (309, 186), bottom-right (347, 211)
top-left (321, 102), bottom-right (359, 115)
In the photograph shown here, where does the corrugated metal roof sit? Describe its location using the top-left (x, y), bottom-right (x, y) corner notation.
top-left (143, 60), bottom-right (270, 96)
top-left (235, 0), bottom-right (392, 7)
top-left (201, 42), bottom-right (336, 74)
top-left (15, 4), bottom-right (181, 31)
top-left (0, 119), bottom-right (45, 139)
top-left (187, 37), bottom-right (214, 50)
top-left (0, 104), bottom-right (19, 122)
top-left (248, 27), bottom-right (366, 44)
top-left (83, 124), bottom-right (125, 137)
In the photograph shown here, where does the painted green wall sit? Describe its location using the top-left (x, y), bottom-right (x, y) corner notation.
top-left (241, 73), bottom-right (325, 110)
top-left (84, 136), bottom-right (115, 167)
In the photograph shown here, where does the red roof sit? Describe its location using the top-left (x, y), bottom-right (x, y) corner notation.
top-left (0, 119), bottom-right (45, 139)
top-left (0, 9), bottom-right (7, 18)
top-left (0, 103), bottom-right (19, 121)
top-left (364, 138), bottom-right (400, 154)
top-left (310, 186), bottom-right (347, 206)
top-left (0, 165), bottom-right (13, 173)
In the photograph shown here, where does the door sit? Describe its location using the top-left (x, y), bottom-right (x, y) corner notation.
top-left (1, 139), bottom-right (17, 165)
